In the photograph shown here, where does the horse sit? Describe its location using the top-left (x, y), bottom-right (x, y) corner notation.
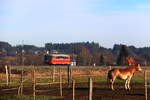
top-left (107, 64), bottom-right (142, 90)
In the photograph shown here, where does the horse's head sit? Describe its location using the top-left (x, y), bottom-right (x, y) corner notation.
top-left (135, 64), bottom-right (142, 71)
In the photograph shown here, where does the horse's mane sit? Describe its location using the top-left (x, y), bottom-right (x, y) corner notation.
top-left (127, 57), bottom-right (141, 66)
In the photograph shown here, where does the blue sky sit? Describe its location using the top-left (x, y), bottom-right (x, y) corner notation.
top-left (0, 0), bottom-right (150, 48)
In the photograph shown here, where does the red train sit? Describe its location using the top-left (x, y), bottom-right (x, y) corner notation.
top-left (44, 54), bottom-right (71, 65)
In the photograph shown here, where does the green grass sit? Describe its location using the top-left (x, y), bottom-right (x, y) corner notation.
top-left (0, 95), bottom-right (63, 100)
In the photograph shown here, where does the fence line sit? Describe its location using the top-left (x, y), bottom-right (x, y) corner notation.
top-left (30, 65), bottom-right (64, 100)
top-left (3, 65), bottom-right (149, 100)
top-left (1, 65), bottom-right (99, 100)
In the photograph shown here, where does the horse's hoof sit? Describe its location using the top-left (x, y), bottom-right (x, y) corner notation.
top-left (126, 88), bottom-right (130, 91)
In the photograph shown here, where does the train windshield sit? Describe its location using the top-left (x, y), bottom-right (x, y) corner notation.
top-left (55, 56), bottom-right (69, 59)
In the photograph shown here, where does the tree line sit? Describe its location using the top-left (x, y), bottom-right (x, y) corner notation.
top-left (0, 41), bottom-right (150, 66)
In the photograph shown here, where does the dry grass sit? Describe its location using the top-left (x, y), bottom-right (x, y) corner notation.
top-left (0, 66), bottom-right (149, 81)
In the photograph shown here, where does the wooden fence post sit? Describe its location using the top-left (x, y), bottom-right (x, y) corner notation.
top-left (144, 70), bottom-right (148, 100)
top-left (67, 65), bottom-right (72, 87)
top-left (17, 65), bottom-right (24, 96)
top-left (20, 66), bottom-right (24, 96)
top-left (89, 78), bottom-right (93, 100)
top-left (5, 65), bottom-right (9, 86)
top-left (59, 74), bottom-right (63, 97)
top-left (72, 80), bottom-right (75, 100)
top-left (8, 65), bottom-right (11, 85)
top-left (52, 66), bottom-right (55, 82)
top-left (18, 86), bottom-right (21, 96)
top-left (32, 66), bottom-right (36, 100)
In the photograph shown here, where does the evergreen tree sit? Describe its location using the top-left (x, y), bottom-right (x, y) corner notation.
top-left (99, 55), bottom-right (105, 65)
top-left (117, 45), bottom-right (131, 65)
top-left (76, 55), bottom-right (83, 66)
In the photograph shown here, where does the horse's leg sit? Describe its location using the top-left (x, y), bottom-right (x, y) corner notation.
top-left (111, 77), bottom-right (116, 90)
top-left (127, 76), bottom-right (132, 90)
top-left (108, 79), bottom-right (112, 89)
top-left (111, 80), bottom-right (114, 90)
top-left (125, 79), bottom-right (128, 90)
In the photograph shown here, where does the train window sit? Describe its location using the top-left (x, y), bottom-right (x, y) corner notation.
top-left (56, 56), bottom-right (69, 59)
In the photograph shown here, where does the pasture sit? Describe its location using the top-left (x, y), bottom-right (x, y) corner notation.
top-left (0, 65), bottom-right (150, 100)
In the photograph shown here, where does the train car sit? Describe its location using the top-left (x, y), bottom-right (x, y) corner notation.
top-left (44, 54), bottom-right (70, 65)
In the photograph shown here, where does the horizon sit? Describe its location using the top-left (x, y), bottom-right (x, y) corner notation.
top-left (1, 40), bottom-right (149, 49)
top-left (1, 0), bottom-right (150, 48)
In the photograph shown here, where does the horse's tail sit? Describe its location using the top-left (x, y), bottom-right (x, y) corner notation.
top-left (107, 70), bottom-right (113, 85)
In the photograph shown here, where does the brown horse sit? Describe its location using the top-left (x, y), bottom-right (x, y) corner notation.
top-left (107, 64), bottom-right (142, 90)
